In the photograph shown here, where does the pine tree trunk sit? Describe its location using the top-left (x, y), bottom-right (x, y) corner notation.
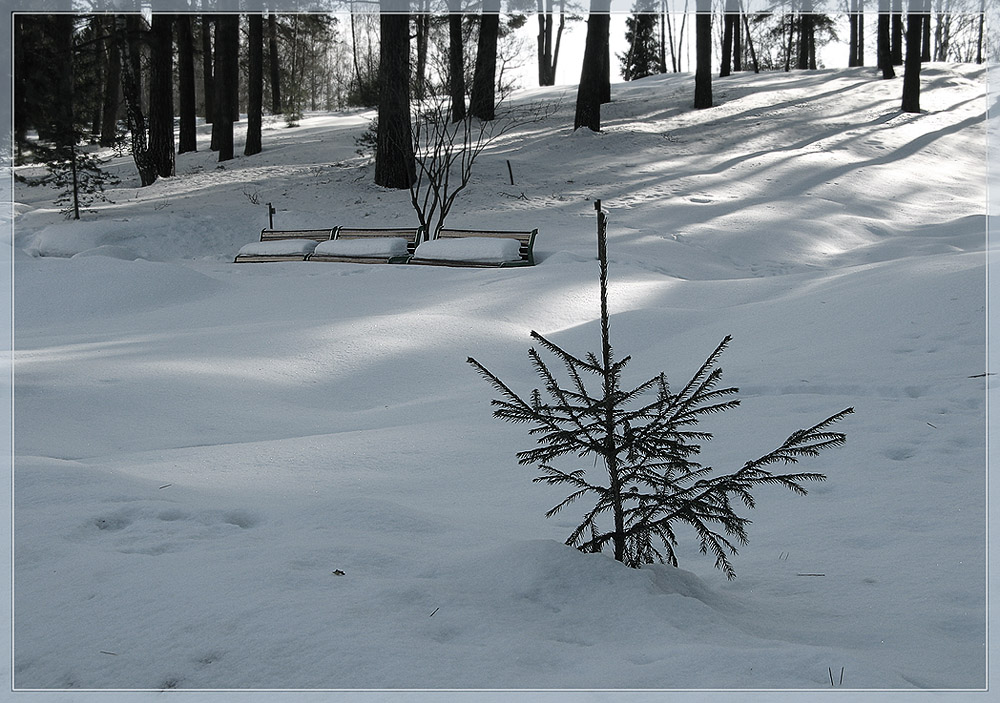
top-left (177, 15), bottom-right (197, 154)
top-left (921, 10), bottom-right (931, 62)
top-left (414, 10), bottom-right (430, 100)
top-left (245, 14), bottom-right (263, 157)
top-left (99, 16), bottom-right (121, 148)
top-left (976, 0), bottom-right (984, 64)
top-left (901, 7), bottom-right (924, 113)
top-left (148, 14), bottom-right (175, 178)
top-left (733, 9), bottom-right (742, 71)
top-left (53, 15), bottom-right (79, 217)
top-left (878, 7), bottom-right (896, 78)
top-left (213, 15), bottom-right (238, 162)
top-left (693, 1), bottom-right (712, 109)
top-left (720, 13), bottom-right (735, 77)
top-left (797, 13), bottom-right (812, 69)
top-left (118, 16), bottom-right (158, 187)
top-left (741, 11), bottom-right (760, 73)
top-left (595, 205), bottom-right (627, 564)
top-left (449, 11), bottom-right (466, 122)
top-left (891, 0), bottom-right (903, 65)
top-left (574, 1), bottom-right (610, 131)
top-left (849, 2), bottom-right (860, 66)
top-left (201, 16), bottom-right (214, 125)
top-left (470, 1), bottom-right (500, 122)
top-left (858, 4), bottom-right (865, 65)
top-left (374, 11), bottom-right (415, 189)
top-left (268, 13), bottom-right (282, 114)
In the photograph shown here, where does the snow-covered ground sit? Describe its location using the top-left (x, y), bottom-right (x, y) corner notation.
top-left (9, 64), bottom-right (991, 698)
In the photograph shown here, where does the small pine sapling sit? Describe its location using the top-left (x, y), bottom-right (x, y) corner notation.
top-left (467, 203), bottom-right (853, 578)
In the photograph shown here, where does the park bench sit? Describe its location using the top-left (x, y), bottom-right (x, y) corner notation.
top-left (407, 228), bottom-right (538, 268)
top-left (234, 228), bottom-right (336, 263)
top-left (308, 226), bottom-right (426, 264)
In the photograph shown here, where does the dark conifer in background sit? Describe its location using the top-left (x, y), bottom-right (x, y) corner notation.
top-left (468, 203), bottom-right (853, 578)
top-left (620, 0), bottom-right (660, 81)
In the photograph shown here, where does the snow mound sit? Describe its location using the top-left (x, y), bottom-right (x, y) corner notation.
top-left (314, 237), bottom-right (410, 258)
top-left (414, 236), bottom-right (522, 263)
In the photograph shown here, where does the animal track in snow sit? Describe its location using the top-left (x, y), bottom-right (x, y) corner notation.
top-left (87, 503), bottom-right (264, 556)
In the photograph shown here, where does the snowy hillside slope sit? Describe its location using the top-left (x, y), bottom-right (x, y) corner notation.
top-left (11, 64), bottom-right (988, 693)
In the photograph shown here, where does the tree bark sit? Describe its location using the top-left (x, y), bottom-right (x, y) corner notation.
top-left (374, 11), bottom-right (415, 189)
top-left (921, 9), bottom-right (931, 62)
top-left (891, 0), bottom-right (903, 64)
top-left (720, 12), bottom-right (735, 77)
top-left (878, 5), bottom-right (896, 78)
top-left (213, 14), bottom-right (238, 161)
top-left (901, 5), bottom-right (924, 113)
top-left (574, 0), bottom-right (611, 131)
top-left (470, 0), bottom-right (500, 121)
top-left (414, 9), bottom-right (430, 100)
top-left (99, 16), bottom-right (121, 148)
top-left (694, 0), bottom-right (712, 108)
top-left (118, 15), bottom-right (158, 186)
top-left (268, 13), bottom-right (282, 114)
top-left (245, 14), bottom-right (263, 157)
top-left (201, 16), bottom-right (214, 124)
top-left (449, 10), bottom-right (466, 122)
top-left (148, 14), bottom-right (175, 177)
top-left (177, 15), bottom-right (197, 154)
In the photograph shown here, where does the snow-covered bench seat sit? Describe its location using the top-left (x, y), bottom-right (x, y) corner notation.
top-left (408, 228), bottom-right (538, 268)
top-left (234, 228), bottom-right (336, 263)
top-left (308, 226), bottom-right (425, 264)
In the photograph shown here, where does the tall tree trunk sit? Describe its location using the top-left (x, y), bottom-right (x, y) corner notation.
top-left (920, 8), bottom-right (931, 61)
top-left (857, 2), bottom-right (865, 65)
top-left (100, 16), bottom-right (121, 148)
top-left (245, 14), bottom-right (263, 157)
top-left (574, 0), bottom-right (611, 131)
top-left (537, 0), bottom-right (564, 85)
top-left (213, 14), bottom-right (238, 161)
top-left (374, 11), bottom-right (415, 189)
top-left (448, 9), bottom-right (466, 122)
top-left (118, 15), bottom-right (158, 186)
top-left (784, 13), bottom-right (794, 71)
top-left (90, 16), bottom-right (104, 138)
top-left (148, 14), bottom-right (175, 177)
top-left (733, 7), bottom-right (742, 71)
top-left (878, 2), bottom-right (896, 78)
top-left (470, 0), bottom-right (500, 121)
top-left (976, 0), bottom-right (984, 64)
top-left (720, 12), bottom-right (735, 77)
top-left (891, 0), bottom-right (903, 64)
top-left (201, 16), bottom-right (215, 124)
top-left (177, 15), bottom-right (197, 154)
top-left (14, 15), bottom-right (29, 161)
top-left (658, 0), bottom-right (667, 72)
top-left (600, 25), bottom-right (611, 104)
top-left (268, 13), bottom-right (282, 114)
top-left (693, 0), bottom-right (712, 108)
top-left (797, 13), bottom-right (813, 69)
top-left (53, 15), bottom-right (80, 217)
top-left (901, 5), bottom-right (924, 113)
top-left (741, 9), bottom-right (759, 73)
top-left (849, 0), bottom-right (860, 66)
top-left (414, 9), bottom-right (430, 100)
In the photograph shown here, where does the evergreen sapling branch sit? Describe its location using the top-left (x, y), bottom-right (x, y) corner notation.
top-left (467, 205), bottom-right (854, 578)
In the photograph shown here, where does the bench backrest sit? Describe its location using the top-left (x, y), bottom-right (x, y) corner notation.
top-left (335, 227), bottom-right (425, 255)
top-left (436, 228), bottom-right (537, 266)
top-left (260, 228), bottom-right (336, 242)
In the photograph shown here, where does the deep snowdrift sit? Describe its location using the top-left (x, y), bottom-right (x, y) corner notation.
top-left (11, 65), bottom-right (988, 695)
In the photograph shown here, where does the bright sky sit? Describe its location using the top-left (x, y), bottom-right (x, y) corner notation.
top-left (511, 13), bottom-right (851, 89)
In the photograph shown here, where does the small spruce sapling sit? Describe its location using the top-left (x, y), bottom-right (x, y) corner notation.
top-left (467, 203), bottom-right (853, 578)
